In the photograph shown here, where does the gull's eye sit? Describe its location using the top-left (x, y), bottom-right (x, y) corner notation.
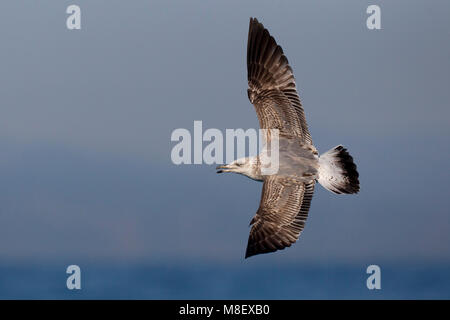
top-left (236, 163), bottom-right (242, 167)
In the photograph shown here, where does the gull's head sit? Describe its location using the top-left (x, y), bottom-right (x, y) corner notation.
top-left (216, 157), bottom-right (252, 174)
top-left (216, 157), bottom-right (262, 181)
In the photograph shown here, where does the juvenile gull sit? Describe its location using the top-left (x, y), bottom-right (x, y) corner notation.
top-left (217, 18), bottom-right (360, 258)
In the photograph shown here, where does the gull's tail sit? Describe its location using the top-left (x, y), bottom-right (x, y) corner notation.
top-left (317, 145), bottom-right (360, 194)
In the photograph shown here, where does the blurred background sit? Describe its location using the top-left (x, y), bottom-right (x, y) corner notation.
top-left (0, 0), bottom-right (449, 299)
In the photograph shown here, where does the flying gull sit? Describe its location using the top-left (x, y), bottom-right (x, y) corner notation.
top-left (217, 18), bottom-right (360, 258)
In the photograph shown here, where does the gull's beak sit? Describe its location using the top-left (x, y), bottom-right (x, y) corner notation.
top-left (216, 164), bottom-right (229, 174)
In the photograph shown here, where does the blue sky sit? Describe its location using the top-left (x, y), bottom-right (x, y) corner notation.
top-left (0, 0), bottom-right (449, 269)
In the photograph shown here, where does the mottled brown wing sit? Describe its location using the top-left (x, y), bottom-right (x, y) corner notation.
top-left (247, 17), bottom-right (312, 144)
top-left (245, 176), bottom-right (315, 258)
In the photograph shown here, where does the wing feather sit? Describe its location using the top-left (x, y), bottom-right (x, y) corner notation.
top-left (247, 17), bottom-right (312, 144)
top-left (245, 177), bottom-right (315, 258)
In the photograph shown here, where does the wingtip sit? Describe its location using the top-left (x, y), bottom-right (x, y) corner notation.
top-left (249, 17), bottom-right (264, 30)
top-left (244, 244), bottom-right (256, 259)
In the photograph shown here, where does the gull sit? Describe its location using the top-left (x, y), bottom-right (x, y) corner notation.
top-left (216, 18), bottom-right (360, 259)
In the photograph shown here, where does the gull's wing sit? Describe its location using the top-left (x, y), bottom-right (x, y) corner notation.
top-left (245, 176), bottom-right (315, 258)
top-left (247, 17), bottom-right (312, 144)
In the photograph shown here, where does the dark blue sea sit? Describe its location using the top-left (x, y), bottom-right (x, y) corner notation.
top-left (1, 263), bottom-right (449, 299)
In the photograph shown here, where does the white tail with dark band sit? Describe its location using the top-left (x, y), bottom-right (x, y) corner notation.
top-left (318, 145), bottom-right (360, 194)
